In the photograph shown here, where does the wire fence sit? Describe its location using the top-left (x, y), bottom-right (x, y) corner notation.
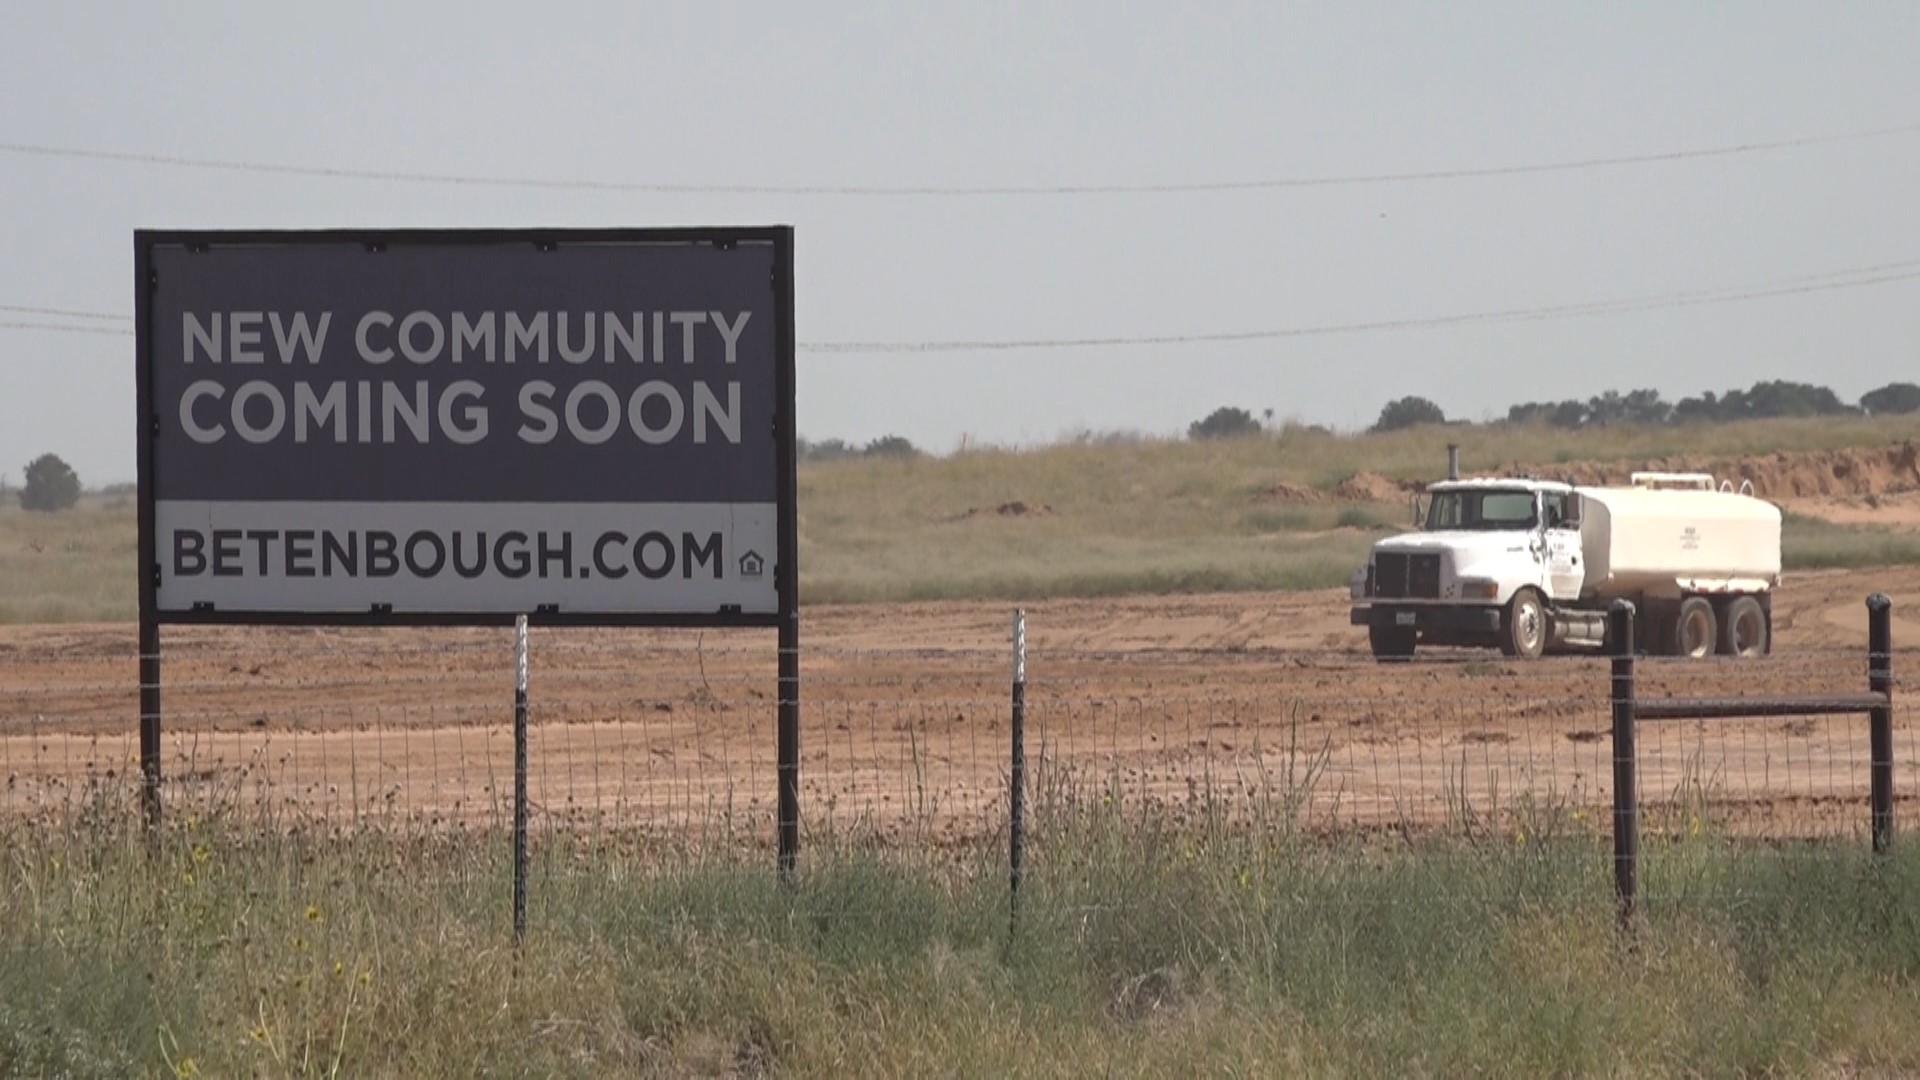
top-left (2, 612), bottom-right (1908, 866)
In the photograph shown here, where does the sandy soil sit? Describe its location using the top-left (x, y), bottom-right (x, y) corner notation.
top-left (2, 565), bottom-right (1914, 843)
top-left (1783, 491), bottom-right (1920, 530)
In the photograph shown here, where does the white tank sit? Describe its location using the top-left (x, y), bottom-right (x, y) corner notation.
top-left (1577, 473), bottom-right (1781, 599)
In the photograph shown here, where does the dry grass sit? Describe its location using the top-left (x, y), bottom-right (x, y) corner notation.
top-left (5, 791), bottom-right (1920, 1078)
top-left (0, 495), bottom-right (136, 622)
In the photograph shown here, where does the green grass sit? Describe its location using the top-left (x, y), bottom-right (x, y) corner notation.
top-left (4, 415), bottom-right (1917, 620)
top-left (6, 797), bottom-right (1920, 1077)
top-left (1783, 512), bottom-right (1920, 570)
top-left (795, 416), bottom-right (1919, 602)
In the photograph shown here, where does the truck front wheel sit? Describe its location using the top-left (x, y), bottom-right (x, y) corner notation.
top-left (1499, 590), bottom-right (1547, 659)
top-left (1369, 622), bottom-right (1416, 662)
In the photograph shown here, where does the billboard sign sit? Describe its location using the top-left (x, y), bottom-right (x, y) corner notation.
top-left (135, 228), bottom-right (796, 626)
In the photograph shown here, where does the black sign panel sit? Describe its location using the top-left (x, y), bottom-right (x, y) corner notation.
top-left (135, 228), bottom-right (796, 626)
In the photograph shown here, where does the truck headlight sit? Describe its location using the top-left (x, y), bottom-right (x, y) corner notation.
top-left (1456, 578), bottom-right (1499, 599)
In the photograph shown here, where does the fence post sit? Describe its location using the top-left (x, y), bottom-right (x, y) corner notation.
top-left (513, 615), bottom-right (530, 944)
top-left (139, 614), bottom-right (162, 836)
top-left (778, 614), bottom-right (801, 886)
top-left (1869, 594), bottom-right (1894, 855)
top-left (1010, 608), bottom-right (1028, 937)
top-left (1609, 600), bottom-right (1639, 928)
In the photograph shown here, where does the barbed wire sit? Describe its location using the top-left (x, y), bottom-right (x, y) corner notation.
top-left (4, 660), bottom-right (1887, 699)
top-left (11, 635), bottom-right (1897, 666)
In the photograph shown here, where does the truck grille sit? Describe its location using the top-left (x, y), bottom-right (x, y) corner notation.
top-left (1374, 552), bottom-right (1441, 599)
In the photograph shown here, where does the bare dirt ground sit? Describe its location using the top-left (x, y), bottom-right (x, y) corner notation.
top-left (2, 564), bottom-right (1915, 844)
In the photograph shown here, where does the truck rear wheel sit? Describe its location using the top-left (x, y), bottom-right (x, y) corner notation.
top-left (1675, 596), bottom-right (1718, 659)
top-left (1499, 590), bottom-right (1546, 659)
top-left (1719, 595), bottom-right (1768, 658)
top-left (1369, 622), bottom-right (1416, 662)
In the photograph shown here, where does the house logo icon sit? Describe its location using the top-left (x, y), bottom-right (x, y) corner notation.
top-left (739, 550), bottom-right (765, 579)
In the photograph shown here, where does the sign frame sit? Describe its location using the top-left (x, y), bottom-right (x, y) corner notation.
top-left (134, 226), bottom-right (804, 870)
top-left (133, 226), bottom-right (799, 631)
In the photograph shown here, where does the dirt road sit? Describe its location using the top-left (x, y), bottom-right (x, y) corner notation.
top-left (2, 566), bottom-right (1914, 842)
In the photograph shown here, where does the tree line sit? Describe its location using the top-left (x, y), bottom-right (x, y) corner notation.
top-left (1188, 379), bottom-right (1920, 440)
top-left (797, 435), bottom-right (922, 462)
top-left (1499, 380), bottom-right (1920, 430)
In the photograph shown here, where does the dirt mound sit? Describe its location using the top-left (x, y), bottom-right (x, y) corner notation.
top-left (1251, 442), bottom-right (1917, 512)
top-left (1495, 440), bottom-right (1920, 501)
top-left (1334, 471), bottom-right (1417, 502)
top-left (1256, 482), bottom-right (1331, 505)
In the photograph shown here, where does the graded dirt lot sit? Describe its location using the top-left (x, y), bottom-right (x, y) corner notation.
top-left (3, 563), bottom-right (1914, 843)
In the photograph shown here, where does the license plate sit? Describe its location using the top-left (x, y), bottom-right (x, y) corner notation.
top-left (1395, 611), bottom-right (1417, 627)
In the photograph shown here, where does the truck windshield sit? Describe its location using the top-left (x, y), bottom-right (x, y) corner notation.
top-left (1425, 490), bottom-right (1537, 531)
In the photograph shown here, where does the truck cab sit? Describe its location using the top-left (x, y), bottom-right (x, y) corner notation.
top-left (1349, 472), bottom-right (1780, 662)
top-left (1348, 478), bottom-right (1579, 660)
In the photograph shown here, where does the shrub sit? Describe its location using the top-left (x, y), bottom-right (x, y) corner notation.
top-left (1371, 396), bottom-right (1446, 433)
top-left (19, 454), bottom-right (81, 513)
top-left (1188, 407), bottom-right (1263, 441)
top-left (862, 435), bottom-right (920, 459)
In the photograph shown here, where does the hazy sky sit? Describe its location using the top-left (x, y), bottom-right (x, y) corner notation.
top-left (3, 2), bottom-right (1917, 486)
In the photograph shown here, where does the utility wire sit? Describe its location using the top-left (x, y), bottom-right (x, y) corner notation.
top-left (2, 120), bottom-right (1916, 197)
top-left (807, 262), bottom-right (1920, 352)
top-left (5, 258), bottom-right (1917, 350)
top-left (0, 320), bottom-right (132, 337)
top-left (0, 304), bottom-right (125, 322)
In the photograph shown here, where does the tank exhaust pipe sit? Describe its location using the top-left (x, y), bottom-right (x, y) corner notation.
top-left (1447, 443), bottom-right (1460, 481)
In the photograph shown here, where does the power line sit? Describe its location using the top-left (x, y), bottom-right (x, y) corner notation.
top-left (0, 320), bottom-right (132, 337)
top-left (804, 262), bottom-right (1920, 352)
top-left (0, 304), bottom-right (129, 322)
top-left (4, 257), bottom-right (1916, 350)
top-left (2, 120), bottom-right (1916, 197)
